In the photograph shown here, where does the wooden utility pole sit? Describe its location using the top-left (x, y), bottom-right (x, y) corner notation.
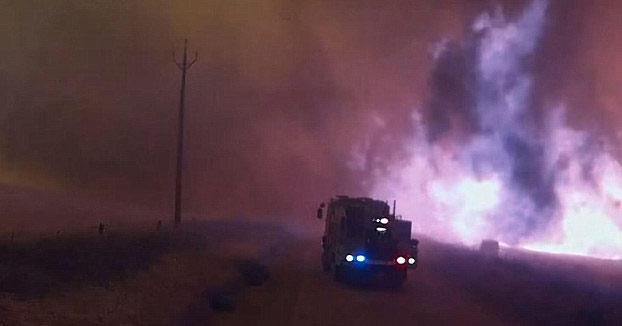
top-left (173, 39), bottom-right (198, 227)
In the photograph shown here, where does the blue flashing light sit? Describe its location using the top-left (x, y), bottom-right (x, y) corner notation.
top-left (356, 254), bottom-right (366, 262)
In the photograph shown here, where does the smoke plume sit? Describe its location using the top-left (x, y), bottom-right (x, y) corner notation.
top-left (372, 0), bottom-right (622, 258)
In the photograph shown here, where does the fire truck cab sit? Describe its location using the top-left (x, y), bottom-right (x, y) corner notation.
top-left (317, 196), bottom-right (418, 286)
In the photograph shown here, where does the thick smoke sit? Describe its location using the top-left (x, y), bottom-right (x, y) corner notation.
top-left (425, 3), bottom-right (559, 237)
top-left (419, 0), bottom-right (555, 241)
top-left (372, 0), bottom-right (622, 258)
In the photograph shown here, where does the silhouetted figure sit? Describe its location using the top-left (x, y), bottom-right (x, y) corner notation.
top-left (98, 223), bottom-right (105, 235)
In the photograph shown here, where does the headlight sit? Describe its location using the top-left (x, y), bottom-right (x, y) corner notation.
top-left (356, 254), bottom-right (366, 262)
top-left (380, 217), bottom-right (389, 225)
top-left (396, 256), bottom-right (406, 265)
top-left (345, 254), bottom-right (354, 262)
top-left (408, 257), bottom-right (416, 264)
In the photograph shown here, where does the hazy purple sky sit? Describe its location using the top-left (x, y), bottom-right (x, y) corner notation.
top-left (2, 0), bottom-right (621, 224)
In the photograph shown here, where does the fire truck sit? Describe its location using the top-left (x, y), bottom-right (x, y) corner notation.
top-left (316, 196), bottom-right (418, 286)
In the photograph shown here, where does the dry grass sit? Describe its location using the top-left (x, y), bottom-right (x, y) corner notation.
top-left (0, 222), bottom-right (283, 325)
top-left (0, 233), bottom-right (169, 299)
top-left (421, 238), bottom-right (622, 325)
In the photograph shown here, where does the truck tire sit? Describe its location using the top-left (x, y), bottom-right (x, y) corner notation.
top-left (388, 270), bottom-right (406, 288)
top-left (333, 264), bottom-right (345, 282)
top-left (389, 278), bottom-right (404, 289)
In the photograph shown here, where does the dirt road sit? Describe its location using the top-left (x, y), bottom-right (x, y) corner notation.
top-left (214, 236), bottom-right (622, 326)
top-left (213, 238), bottom-right (510, 326)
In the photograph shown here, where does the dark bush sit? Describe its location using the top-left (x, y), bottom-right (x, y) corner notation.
top-left (210, 290), bottom-right (237, 312)
top-left (238, 260), bottom-right (269, 286)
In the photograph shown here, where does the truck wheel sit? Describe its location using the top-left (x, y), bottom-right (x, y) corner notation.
top-left (388, 270), bottom-right (406, 288)
top-left (333, 264), bottom-right (345, 282)
top-left (400, 269), bottom-right (407, 280)
top-left (334, 263), bottom-right (352, 283)
top-left (389, 278), bottom-right (404, 289)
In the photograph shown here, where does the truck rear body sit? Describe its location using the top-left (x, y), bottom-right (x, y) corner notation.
top-left (317, 196), bottom-right (418, 286)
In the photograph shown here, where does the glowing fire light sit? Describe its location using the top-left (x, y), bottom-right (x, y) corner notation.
top-left (430, 177), bottom-right (501, 244)
top-left (370, 0), bottom-right (622, 260)
top-left (524, 128), bottom-right (622, 259)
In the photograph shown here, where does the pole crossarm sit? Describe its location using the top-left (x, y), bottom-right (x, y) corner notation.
top-left (186, 53), bottom-right (198, 69)
top-left (172, 40), bottom-right (198, 71)
top-left (172, 52), bottom-right (184, 70)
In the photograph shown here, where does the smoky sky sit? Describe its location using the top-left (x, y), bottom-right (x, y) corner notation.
top-left (1, 0), bottom-right (622, 226)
